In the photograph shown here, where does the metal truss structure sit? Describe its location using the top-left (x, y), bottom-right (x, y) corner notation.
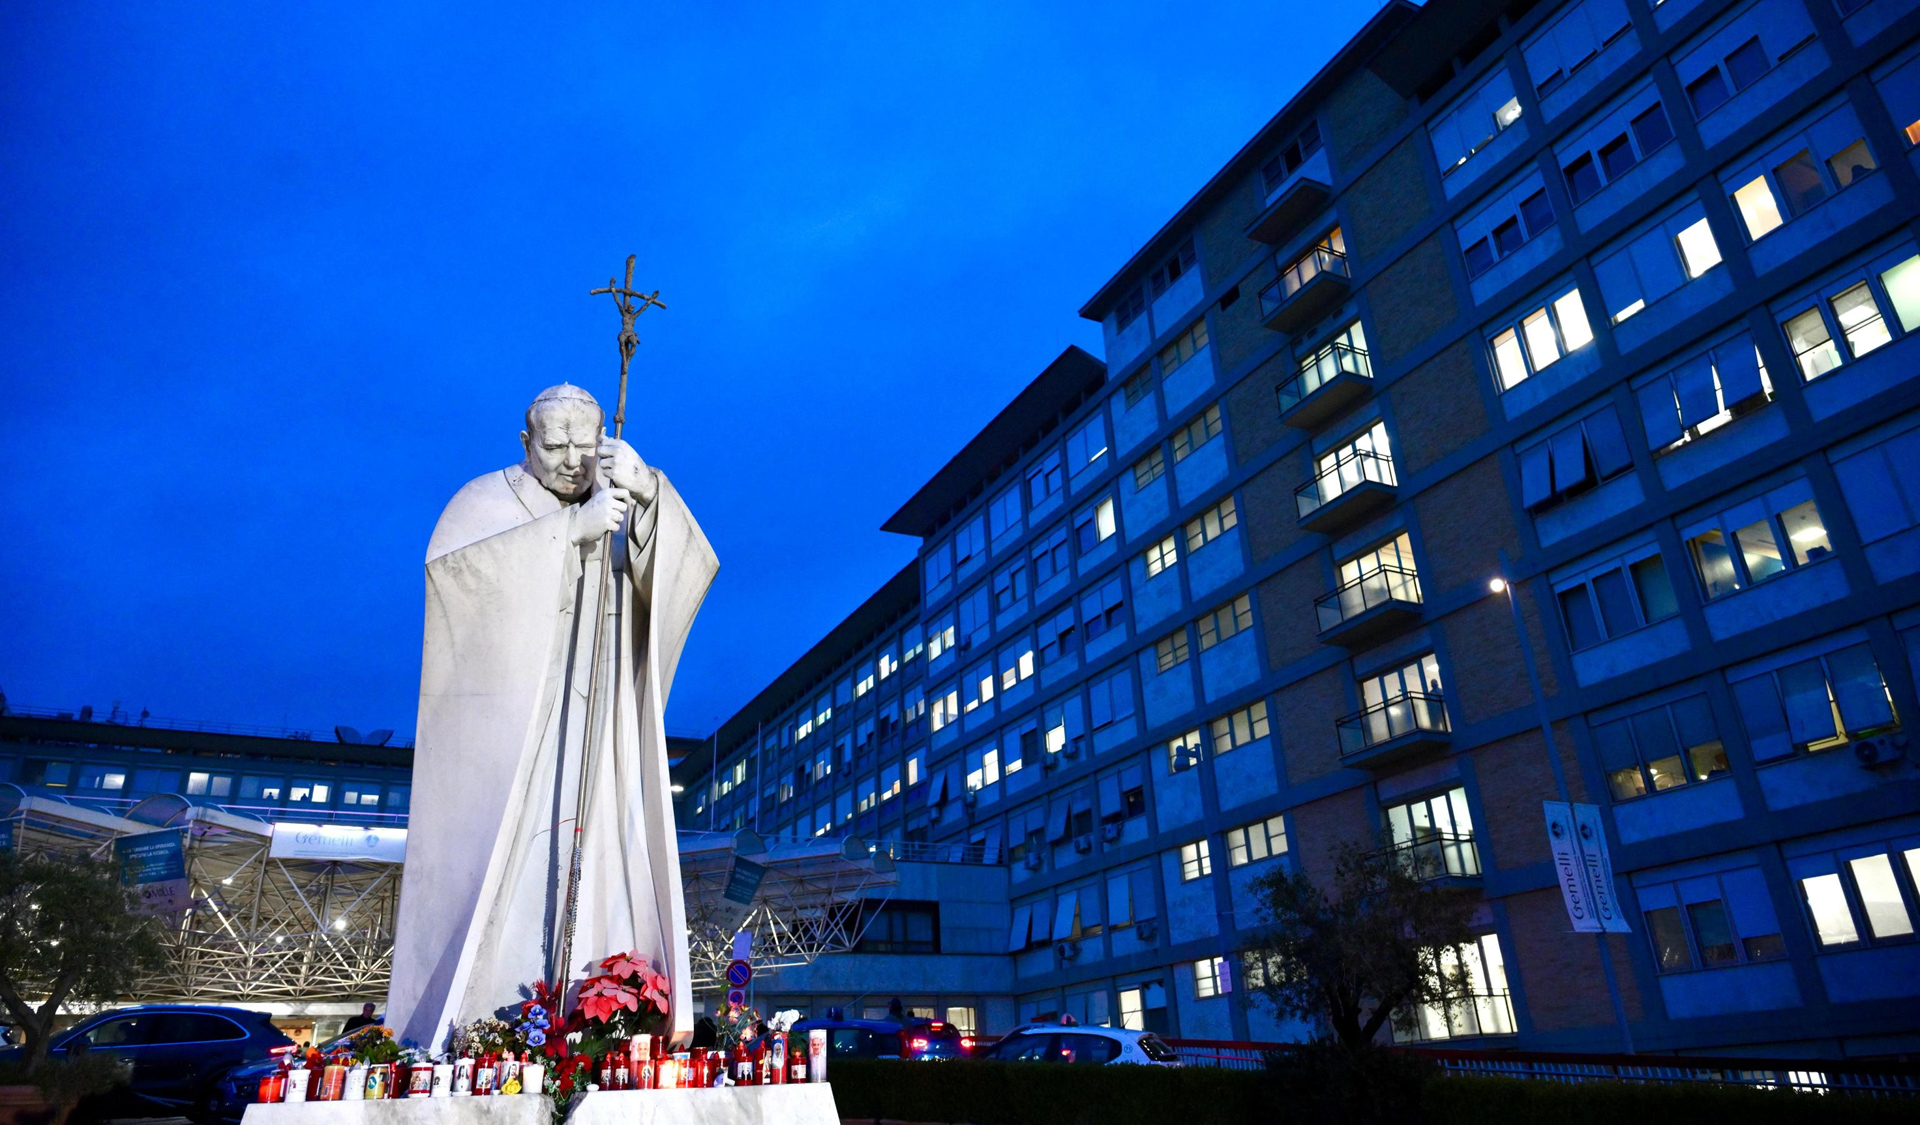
top-left (677, 830), bottom-right (898, 990)
top-left (0, 788), bottom-right (396, 1004)
top-left (2, 790), bottom-right (891, 1006)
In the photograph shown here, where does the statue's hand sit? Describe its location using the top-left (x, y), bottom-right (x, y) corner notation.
top-left (598, 435), bottom-right (658, 506)
top-left (572, 487), bottom-right (630, 544)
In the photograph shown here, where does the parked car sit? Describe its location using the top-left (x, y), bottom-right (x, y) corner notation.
top-left (206, 1024), bottom-right (385, 1123)
top-left (0, 1004), bottom-right (294, 1120)
top-left (902, 1017), bottom-right (969, 1060)
top-left (788, 1010), bottom-right (970, 1062)
top-left (975, 1023), bottom-right (1180, 1067)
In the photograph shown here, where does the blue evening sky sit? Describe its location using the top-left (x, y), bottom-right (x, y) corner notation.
top-left (0, 1), bottom-right (1381, 739)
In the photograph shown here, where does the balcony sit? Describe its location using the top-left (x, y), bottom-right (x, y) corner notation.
top-left (1295, 448), bottom-right (1397, 534)
top-left (1336, 692), bottom-right (1450, 769)
top-left (1246, 176), bottom-right (1332, 244)
top-left (1315, 563), bottom-right (1423, 647)
top-left (1261, 246), bottom-right (1351, 334)
top-left (1385, 831), bottom-right (1481, 882)
top-left (1278, 341), bottom-right (1372, 429)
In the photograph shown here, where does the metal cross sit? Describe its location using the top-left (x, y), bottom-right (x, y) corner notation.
top-left (589, 254), bottom-right (666, 439)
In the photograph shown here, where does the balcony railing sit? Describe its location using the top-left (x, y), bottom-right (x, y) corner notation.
top-left (1279, 342), bottom-right (1371, 416)
top-left (1337, 691), bottom-right (1449, 757)
top-left (1261, 246), bottom-right (1349, 315)
top-left (1296, 447), bottom-right (1397, 521)
top-left (1387, 831), bottom-right (1481, 880)
top-left (1315, 562), bottom-right (1423, 632)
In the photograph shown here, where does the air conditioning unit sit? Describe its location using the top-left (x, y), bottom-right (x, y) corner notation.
top-left (962, 788), bottom-right (979, 807)
top-left (1073, 835), bottom-right (1093, 854)
top-left (1855, 735), bottom-right (1907, 769)
top-left (958, 638), bottom-right (974, 652)
top-left (1024, 850), bottom-right (1044, 870)
top-left (929, 804), bottom-right (944, 822)
top-left (1055, 940), bottom-right (1080, 961)
top-left (1101, 821), bottom-right (1122, 843)
top-left (1065, 736), bottom-right (1085, 759)
top-left (1043, 753), bottom-right (1060, 771)
top-left (1135, 920), bottom-right (1159, 942)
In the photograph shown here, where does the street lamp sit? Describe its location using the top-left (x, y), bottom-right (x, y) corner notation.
top-left (1489, 552), bottom-right (1635, 1053)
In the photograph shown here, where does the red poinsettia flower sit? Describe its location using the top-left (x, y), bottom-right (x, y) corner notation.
top-left (576, 974), bottom-right (642, 1024)
top-left (635, 963), bottom-right (670, 1009)
top-left (598, 951), bottom-right (647, 980)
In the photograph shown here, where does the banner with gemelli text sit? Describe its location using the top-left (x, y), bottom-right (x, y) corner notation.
top-left (270, 822), bottom-right (408, 863)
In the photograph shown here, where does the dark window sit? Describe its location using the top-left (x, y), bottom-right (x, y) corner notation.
top-left (1630, 104), bottom-right (1674, 156)
top-left (860, 898), bottom-right (940, 952)
top-left (1724, 37), bottom-right (1769, 91)
top-left (1115, 290), bottom-right (1145, 329)
top-left (1687, 69), bottom-right (1730, 117)
top-left (1464, 237), bottom-right (1496, 279)
top-left (994, 1033), bottom-right (1056, 1062)
top-left (1559, 586), bottom-right (1605, 650)
top-left (1058, 1034), bottom-right (1121, 1065)
top-left (1491, 217), bottom-right (1525, 256)
top-left (1519, 189), bottom-right (1554, 235)
top-left (1630, 556), bottom-right (1679, 621)
top-left (1688, 900), bottom-right (1739, 965)
top-left (1564, 153), bottom-right (1603, 203)
top-left (1122, 785), bottom-right (1146, 818)
top-left (1773, 150), bottom-right (1829, 216)
top-left (1599, 134), bottom-right (1638, 181)
top-left (155, 1013), bottom-right (246, 1043)
top-left (1646, 907), bottom-right (1694, 970)
top-left (1592, 570), bottom-right (1640, 637)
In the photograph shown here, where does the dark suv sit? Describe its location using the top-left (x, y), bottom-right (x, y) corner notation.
top-left (3, 1005), bottom-right (295, 1120)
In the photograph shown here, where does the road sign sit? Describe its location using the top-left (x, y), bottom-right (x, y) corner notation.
top-left (726, 988), bottom-right (746, 1006)
top-left (725, 959), bottom-right (753, 987)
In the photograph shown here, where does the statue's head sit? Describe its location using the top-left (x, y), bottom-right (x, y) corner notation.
top-left (521, 384), bottom-right (604, 502)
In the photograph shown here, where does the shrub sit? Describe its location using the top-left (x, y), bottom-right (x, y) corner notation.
top-left (825, 1058), bottom-right (1915, 1125)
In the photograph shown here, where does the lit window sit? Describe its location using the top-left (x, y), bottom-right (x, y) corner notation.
top-left (1209, 701), bottom-right (1270, 752)
top-left (1595, 695), bottom-right (1728, 801)
top-left (1731, 176), bottom-right (1784, 240)
top-left (1192, 956), bottom-right (1228, 999)
top-left (1184, 496), bottom-right (1238, 553)
top-left (1226, 814), bottom-right (1288, 867)
top-left (1144, 534), bottom-right (1179, 578)
top-left (1801, 873), bottom-right (1861, 946)
top-left (1196, 594), bottom-right (1253, 650)
top-left (1166, 730), bottom-right (1203, 774)
top-left (1489, 286), bottom-right (1593, 391)
top-left (1179, 839), bottom-right (1212, 881)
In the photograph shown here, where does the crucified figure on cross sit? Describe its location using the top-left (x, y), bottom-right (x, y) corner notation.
top-left (589, 255), bottom-right (666, 440)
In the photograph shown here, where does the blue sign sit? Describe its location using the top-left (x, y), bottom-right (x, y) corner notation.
top-left (725, 959), bottom-right (753, 987)
top-left (115, 829), bottom-right (188, 915)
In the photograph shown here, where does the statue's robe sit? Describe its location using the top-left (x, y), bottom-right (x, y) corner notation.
top-left (387, 462), bottom-right (716, 1049)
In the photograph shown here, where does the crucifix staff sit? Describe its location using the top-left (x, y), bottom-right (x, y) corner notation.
top-left (554, 256), bottom-right (665, 984)
top-left (589, 255), bottom-right (666, 440)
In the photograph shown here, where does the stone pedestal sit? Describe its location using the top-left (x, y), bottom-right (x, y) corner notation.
top-left (242, 1097), bottom-right (553, 1125)
top-left (567, 1084), bottom-right (840, 1125)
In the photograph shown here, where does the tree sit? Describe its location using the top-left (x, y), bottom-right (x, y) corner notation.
top-left (1244, 838), bottom-right (1481, 1052)
top-left (0, 852), bottom-right (167, 1071)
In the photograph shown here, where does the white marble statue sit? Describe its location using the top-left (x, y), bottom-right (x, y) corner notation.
top-left (388, 384), bottom-right (717, 1049)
